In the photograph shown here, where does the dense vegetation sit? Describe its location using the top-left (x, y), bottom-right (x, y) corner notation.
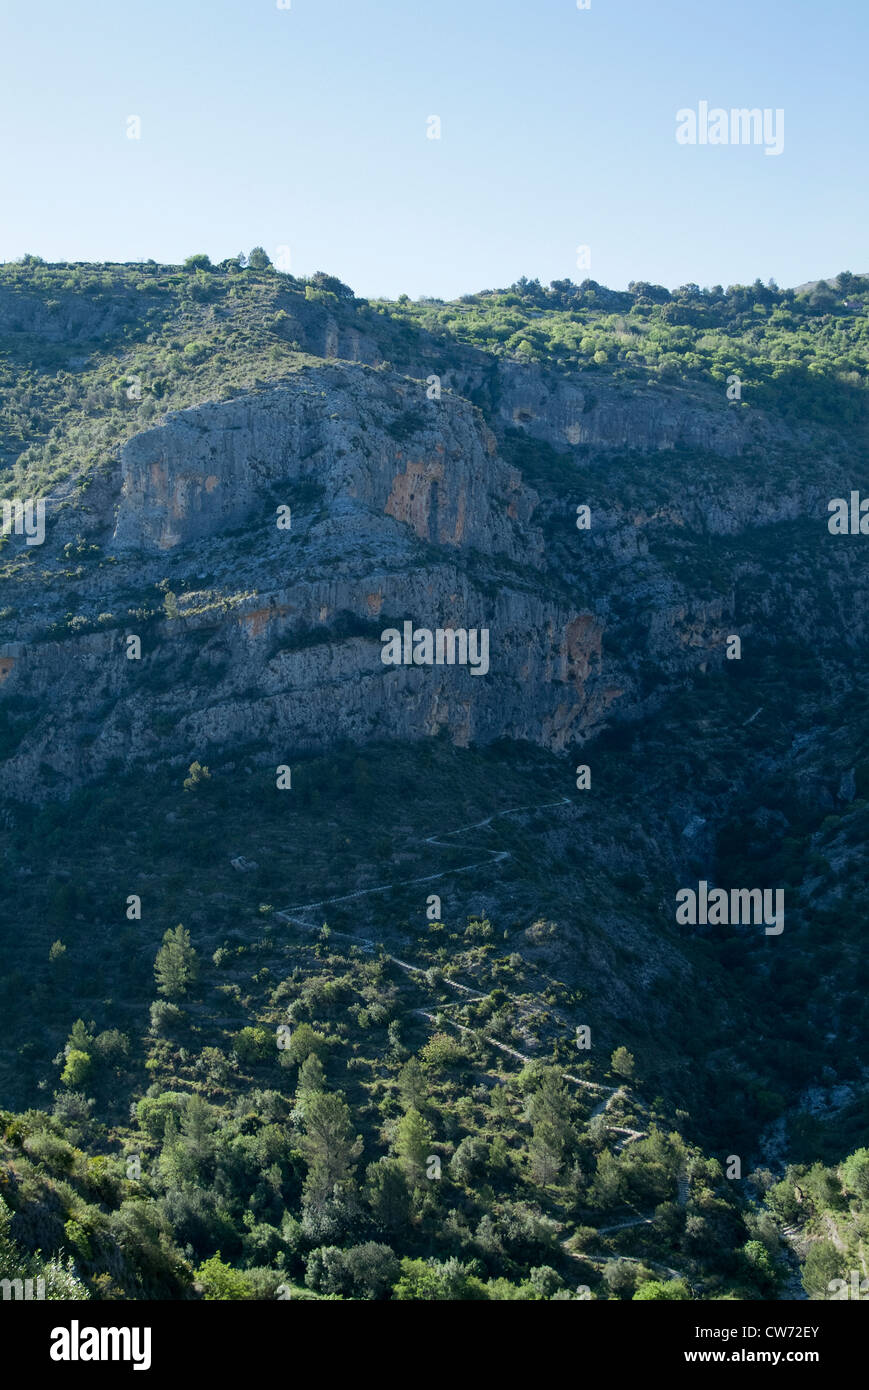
top-left (1, 723), bottom-right (867, 1301)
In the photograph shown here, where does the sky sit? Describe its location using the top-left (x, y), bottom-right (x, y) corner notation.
top-left (0, 0), bottom-right (866, 300)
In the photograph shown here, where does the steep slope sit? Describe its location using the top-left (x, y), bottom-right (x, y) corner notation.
top-left (1, 261), bottom-right (868, 1302)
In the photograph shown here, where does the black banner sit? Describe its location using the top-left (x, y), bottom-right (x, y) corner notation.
top-left (10, 1297), bottom-right (864, 1377)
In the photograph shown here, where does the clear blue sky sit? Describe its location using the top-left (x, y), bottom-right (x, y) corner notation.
top-left (1, 0), bottom-right (865, 299)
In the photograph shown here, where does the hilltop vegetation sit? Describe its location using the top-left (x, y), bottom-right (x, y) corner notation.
top-left (2, 253), bottom-right (868, 502)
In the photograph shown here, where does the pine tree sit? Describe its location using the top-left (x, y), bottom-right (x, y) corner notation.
top-left (393, 1107), bottom-right (434, 1187)
top-left (365, 1158), bottom-right (412, 1233)
top-left (299, 1091), bottom-right (362, 1206)
top-left (611, 1046), bottom-right (635, 1079)
top-left (295, 1053), bottom-right (326, 1112)
top-left (397, 1057), bottom-right (428, 1111)
top-left (67, 1018), bottom-right (94, 1053)
top-left (525, 1069), bottom-right (575, 1184)
top-left (154, 925), bottom-right (198, 1000)
top-left (529, 1124), bottom-right (564, 1186)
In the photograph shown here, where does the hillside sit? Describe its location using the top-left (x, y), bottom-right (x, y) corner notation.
top-left (1, 256), bottom-right (868, 1302)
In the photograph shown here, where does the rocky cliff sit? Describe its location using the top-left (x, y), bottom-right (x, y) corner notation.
top-left (0, 274), bottom-right (866, 807)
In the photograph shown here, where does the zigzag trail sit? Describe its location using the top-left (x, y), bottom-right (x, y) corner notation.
top-left (275, 795), bottom-right (646, 1147)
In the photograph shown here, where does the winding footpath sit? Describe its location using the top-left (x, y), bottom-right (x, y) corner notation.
top-left (275, 795), bottom-right (646, 1146)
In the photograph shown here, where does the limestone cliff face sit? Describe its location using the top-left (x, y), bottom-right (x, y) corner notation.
top-left (493, 361), bottom-right (761, 455)
top-left (0, 570), bottom-right (609, 801)
top-left (0, 357), bottom-right (863, 803)
top-left (113, 368), bottom-right (540, 564)
top-left (0, 286), bottom-right (142, 343)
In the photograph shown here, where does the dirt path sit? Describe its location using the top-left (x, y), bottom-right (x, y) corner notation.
top-left (275, 796), bottom-right (572, 925)
top-left (276, 794), bottom-right (647, 1169)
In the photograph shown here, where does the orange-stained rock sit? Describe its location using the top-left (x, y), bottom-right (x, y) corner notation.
top-left (563, 615), bottom-right (604, 690)
top-left (240, 605), bottom-right (290, 637)
top-left (385, 459), bottom-right (446, 543)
